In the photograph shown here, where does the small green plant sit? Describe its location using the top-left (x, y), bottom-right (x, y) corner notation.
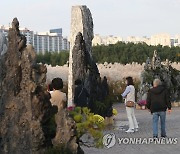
top-left (68, 107), bottom-right (105, 148)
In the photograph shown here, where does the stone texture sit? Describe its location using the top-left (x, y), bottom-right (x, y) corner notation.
top-left (72, 32), bottom-right (87, 81)
top-left (72, 32), bottom-right (103, 112)
top-left (68, 5), bottom-right (95, 107)
top-left (0, 18), bottom-right (56, 154)
top-left (68, 6), bottom-right (100, 111)
top-left (52, 108), bottom-right (78, 153)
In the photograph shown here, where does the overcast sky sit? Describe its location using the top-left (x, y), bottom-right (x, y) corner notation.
top-left (1, 0), bottom-right (180, 37)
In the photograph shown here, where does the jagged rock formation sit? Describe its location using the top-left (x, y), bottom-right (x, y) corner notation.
top-left (0, 18), bottom-right (57, 153)
top-left (72, 32), bottom-right (87, 81)
top-left (138, 50), bottom-right (180, 102)
top-left (72, 32), bottom-right (102, 112)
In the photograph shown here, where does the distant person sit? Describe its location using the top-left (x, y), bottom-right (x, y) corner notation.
top-left (121, 76), bottom-right (138, 133)
top-left (50, 78), bottom-right (67, 110)
top-left (101, 76), bottom-right (109, 99)
top-left (96, 76), bottom-right (103, 101)
top-left (74, 79), bottom-right (89, 107)
top-left (146, 79), bottom-right (171, 138)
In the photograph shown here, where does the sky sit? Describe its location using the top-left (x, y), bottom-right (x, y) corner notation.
top-left (0, 0), bottom-right (180, 37)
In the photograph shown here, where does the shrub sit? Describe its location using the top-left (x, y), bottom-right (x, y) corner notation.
top-left (68, 107), bottom-right (105, 148)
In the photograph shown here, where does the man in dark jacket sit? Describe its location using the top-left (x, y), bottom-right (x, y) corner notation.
top-left (146, 79), bottom-right (171, 138)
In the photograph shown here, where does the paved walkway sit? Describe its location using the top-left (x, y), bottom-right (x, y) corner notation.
top-left (82, 103), bottom-right (180, 154)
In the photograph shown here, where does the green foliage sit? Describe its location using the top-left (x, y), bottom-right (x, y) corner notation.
top-left (36, 51), bottom-right (69, 66)
top-left (69, 107), bottom-right (105, 148)
top-left (45, 144), bottom-right (73, 154)
top-left (92, 42), bottom-right (180, 64)
top-left (142, 71), bottom-right (154, 85)
top-left (36, 43), bottom-right (180, 66)
top-left (93, 100), bottom-right (106, 116)
top-left (93, 96), bottom-right (113, 117)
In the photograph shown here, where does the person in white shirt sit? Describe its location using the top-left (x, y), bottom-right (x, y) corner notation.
top-left (121, 76), bottom-right (138, 133)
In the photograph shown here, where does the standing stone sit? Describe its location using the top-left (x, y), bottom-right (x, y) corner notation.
top-left (68, 5), bottom-right (95, 107)
top-left (0, 18), bottom-right (56, 154)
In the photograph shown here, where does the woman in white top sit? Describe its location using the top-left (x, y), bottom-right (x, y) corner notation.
top-left (121, 77), bottom-right (138, 133)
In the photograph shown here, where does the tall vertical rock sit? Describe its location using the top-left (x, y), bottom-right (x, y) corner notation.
top-left (68, 5), bottom-right (100, 108)
top-left (0, 18), bottom-right (56, 153)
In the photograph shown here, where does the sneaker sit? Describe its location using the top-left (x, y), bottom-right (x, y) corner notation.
top-left (153, 136), bottom-right (158, 141)
top-left (161, 135), bottom-right (167, 138)
top-left (125, 129), bottom-right (134, 133)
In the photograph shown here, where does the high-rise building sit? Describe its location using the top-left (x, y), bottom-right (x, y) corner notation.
top-left (92, 34), bottom-right (123, 46)
top-left (0, 25), bottom-right (34, 45)
top-left (171, 35), bottom-right (180, 47)
top-left (126, 36), bottom-right (150, 45)
top-left (0, 25), bottom-right (70, 54)
top-left (150, 33), bottom-right (171, 47)
top-left (62, 37), bottom-right (70, 50)
top-left (20, 28), bottom-right (34, 45)
top-left (33, 31), bottom-right (63, 54)
top-left (50, 28), bottom-right (62, 36)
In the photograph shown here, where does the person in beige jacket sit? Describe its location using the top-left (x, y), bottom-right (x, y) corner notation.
top-left (50, 78), bottom-right (67, 110)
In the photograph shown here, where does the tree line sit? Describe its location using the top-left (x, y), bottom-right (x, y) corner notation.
top-left (36, 51), bottom-right (69, 66)
top-left (93, 42), bottom-right (180, 64)
top-left (36, 42), bottom-right (180, 66)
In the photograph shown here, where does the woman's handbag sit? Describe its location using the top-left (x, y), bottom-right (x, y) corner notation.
top-left (126, 101), bottom-right (135, 107)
